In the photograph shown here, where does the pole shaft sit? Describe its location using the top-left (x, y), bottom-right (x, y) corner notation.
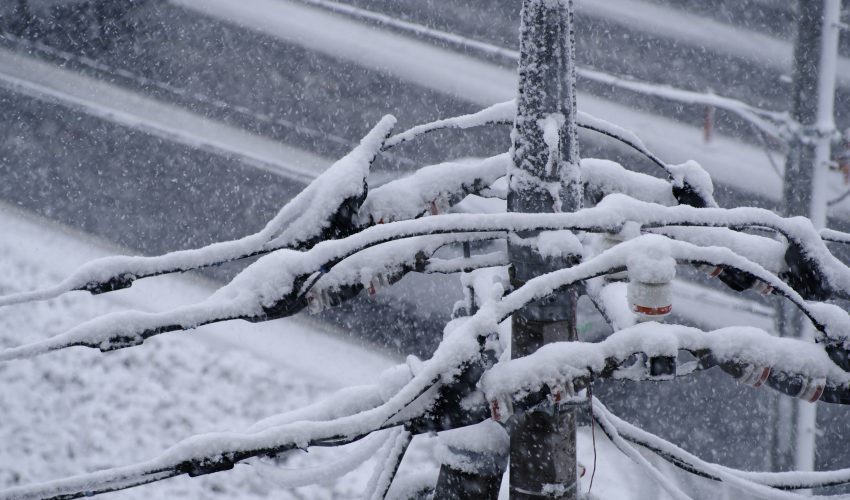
top-left (508, 1), bottom-right (580, 498)
top-left (776, 0), bottom-right (839, 474)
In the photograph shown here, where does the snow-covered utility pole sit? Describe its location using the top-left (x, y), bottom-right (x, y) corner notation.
top-left (778, 0), bottom-right (841, 475)
top-left (508, 0), bottom-right (581, 498)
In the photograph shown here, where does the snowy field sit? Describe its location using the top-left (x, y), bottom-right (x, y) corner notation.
top-left (0, 203), bottom-right (398, 500)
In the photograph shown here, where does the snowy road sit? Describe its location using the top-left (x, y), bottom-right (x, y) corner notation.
top-left (1, 0), bottom-right (838, 205)
top-left (576, 0), bottom-right (850, 86)
top-left (0, 47), bottom-right (330, 182)
top-left (170, 0), bottom-right (816, 205)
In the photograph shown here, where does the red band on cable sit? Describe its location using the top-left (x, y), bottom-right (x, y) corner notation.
top-left (753, 367), bottom-right (771, 388)
top-left (809, 385), bottom-right (824, 403)
top-left (491, 400), bottom-right (501, 422)
top-left (633, 304), bottom-right (672, 315)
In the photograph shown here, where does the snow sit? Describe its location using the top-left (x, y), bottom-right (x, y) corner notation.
top-left (359, 154), bottom-right (509, 224)
top-left (378, 364), bottom-right (416, 403)
top-left (808, 0), bottom-right (842, 232)
top-left (536, 230), bottom-right (583, 260)
top-left (575, 66), bottom-right (788, 139)
top-left (590, 400), bottom-right (693, 500)
top-left (482, 322), bottom-right (850, 412)
top-left (250, 431), bottom-right (389, 489)
top-left (651, 226), bottom-right (786, 273)
top-left (587, 279), bottom-right (635, 331)
top-left (172, 0), bottom-right (514, 104)
top-left (591, 398), bottom-right (850, 498)
top-left (267, 114), bottom-right (395, 247)
top-left (0, 204), bottom-right (401, 499)
top-left (364, 429), bottom-right (412, 500)
top-left (384, 101), bottom-right (515, 150)
top-left (582, 158), bottom-right (677, 206)
top-left (435, 420), bottom-right (509, 475)
top-left (2, 153), bottom-right (841, 498)
top-left (667, 160), bottom-right (717, 207)
top-left (626, 243), bottom-right (677, 284)
top-left (0, 226), bottom-right (490, 496)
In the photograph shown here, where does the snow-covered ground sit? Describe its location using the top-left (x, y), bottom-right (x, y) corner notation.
top-left (0, 203), bottom-right (397, 499)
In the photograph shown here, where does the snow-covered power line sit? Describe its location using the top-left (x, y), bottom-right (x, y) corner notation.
top-left (5, 1), bottom-right (850, 498)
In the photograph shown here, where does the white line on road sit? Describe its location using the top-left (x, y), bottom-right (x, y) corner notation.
top-left (0, 47), bottom-right (330, 182)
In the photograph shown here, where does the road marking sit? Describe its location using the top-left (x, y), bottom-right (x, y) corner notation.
top-left (0, 47), bottom-right (330, 182)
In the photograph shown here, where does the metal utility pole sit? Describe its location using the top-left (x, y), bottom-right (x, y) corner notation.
top-left (508, 0), bottom-right (581, 498)
top-left (776, 0), bottom-right (840, 474)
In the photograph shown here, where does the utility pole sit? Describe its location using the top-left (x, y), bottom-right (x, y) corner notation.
top-left (508, 0), bottom-right (581, 498)
top-left (776, 0), bottom-right (840, 474)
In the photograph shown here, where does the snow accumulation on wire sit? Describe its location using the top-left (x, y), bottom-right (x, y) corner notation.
top-left (363, 428), bottom-right (412, 500)
top-left (250, 431), bottom-right (390, 489)
top-left (594, 398), bottom-right (850, 492)
top-left (4, 196), bottom-right (850, 363)
top-left (0, 115), bottom-right (396, 307)
top-left (0, 100), bottom-right (725, 312)
top-left (0, 301), bottom-right (488, 499)
top-left (358, 154), bottom-right (510, 224)
top-left (582, 158), bottom-right (677, 206)
top-left (387, 99), bottom-right (719, 208)
top-left (7, 93), bottom-right (850, 500)
top-left (482, 322), bottom-right (850, 403)
top-left (575, 67), bottom-right (792, 140)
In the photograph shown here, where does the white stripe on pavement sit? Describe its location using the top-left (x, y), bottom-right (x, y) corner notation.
top-left (0, 47), bottom-right (330, 181)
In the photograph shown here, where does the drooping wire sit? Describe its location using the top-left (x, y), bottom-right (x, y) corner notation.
top-left (587, 383), bottom-right (598, 496)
